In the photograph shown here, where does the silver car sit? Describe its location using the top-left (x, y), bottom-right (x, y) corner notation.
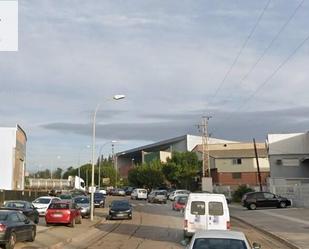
top-left (148, 191), bottom-right (167, 204)
top-left (184, 230), bottom-right (261, 249)
top-left (73, 196), bottom-right (91, 218)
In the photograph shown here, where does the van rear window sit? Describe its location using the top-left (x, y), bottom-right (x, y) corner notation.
top-left (209, 202), bottom-right (223, 216)
top-left (191, 201), bottom-right (205, 215)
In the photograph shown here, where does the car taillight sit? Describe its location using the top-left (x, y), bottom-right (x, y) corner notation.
top-left (0, 224), bottom-right (7, 232)
top-left (65, 210), bottom-right (71, 215)
top-left (227, 221), bottom-right (231, 230)
top-left (184, 220), bottom-right (188, 228)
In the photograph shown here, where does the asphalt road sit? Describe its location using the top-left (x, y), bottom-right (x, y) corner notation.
top-left (12, 196), bottom-right (293, 249)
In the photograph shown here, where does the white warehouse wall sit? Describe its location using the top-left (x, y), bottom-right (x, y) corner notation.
top-left (0, 127), bottom-right (16, 190)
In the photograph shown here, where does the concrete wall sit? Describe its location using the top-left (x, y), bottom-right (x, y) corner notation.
top-left (0, 127), bottom-right (16, 190)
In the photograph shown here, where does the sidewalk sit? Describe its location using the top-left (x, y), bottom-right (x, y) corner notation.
top-left (229, 204), bottom-right (309, 249)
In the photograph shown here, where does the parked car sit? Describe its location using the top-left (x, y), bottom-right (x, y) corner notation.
top-left (172, 195), bottom-right (188, 211)
top-left (73, 196), bottom-right (91, 218)
top-left (2, 201), bottom-right (39, 224)
top-left (112, 188), bottom-right (126, 196)
top-left (242, 191), bottom-right (292, 210)
top-left (32, 196), bottom-right (61, 216)
top-left (0, 210), bottom-right (36, 249)
top-left (45, 201), bottom-right (82, 227)
top-left (108, 200), bottom-right (132, 220)
top-left (184, 193), bottom-right (230, 238)
top-left (131, 188), bottom-right (148, 200)
top-left (148, 191), bottom-right (167, 204)
top-left (58, 193), bottom-right (73, 201)
top-left (184, 230), bottom-right (261, 249)
top-left (97, 188), bottom-right (107, 195)
top-left (169, 190), bottom-right (190, 201)
top-left (124, 187), bottom-right (135, 195)
top-left (94, 192), bottom-right (105, 208)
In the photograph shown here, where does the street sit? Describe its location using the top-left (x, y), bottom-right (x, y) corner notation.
top-left (13, 197), bottom-right (293, 249)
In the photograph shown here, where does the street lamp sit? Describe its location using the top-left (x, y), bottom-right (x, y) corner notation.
top-left (90, 94), bottom-right (125, 221)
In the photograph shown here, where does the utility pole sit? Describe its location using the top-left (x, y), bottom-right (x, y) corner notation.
top-left (198, 116), bottom-right (212, 177)
top-left (112, 143), bottom-right (116, 188)
top-left (253, 138), bottom-right (263, 191)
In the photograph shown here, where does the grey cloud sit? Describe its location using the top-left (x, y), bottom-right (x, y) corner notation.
top-left (41, 106), bottom-right (309, 142)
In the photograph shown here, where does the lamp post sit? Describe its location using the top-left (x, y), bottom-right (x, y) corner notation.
top-left (90, 94), bottom-right (125, 221)
top-left (77, 145), bottom-right (90, 190)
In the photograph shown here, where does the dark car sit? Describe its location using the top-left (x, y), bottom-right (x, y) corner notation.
top-left (124, 187), bottom-right (135, 196)
top-left (94, 193), bottom-right (105, 208)
top-left (108, 200), bottom-right (132, 220)
top-left (0, 210), bottom-right (36, 249)
top-left (2, 201), bottom-right (39, 224)
top-left (242, 191), bottom-right (292, 210)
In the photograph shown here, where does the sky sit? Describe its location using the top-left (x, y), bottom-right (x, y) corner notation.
top-left (0, 0), bottom-right (309, 171)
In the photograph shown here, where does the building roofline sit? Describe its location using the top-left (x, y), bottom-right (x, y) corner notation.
top-left (16, 124), bottom-right (27, 141)
top-left (117, 134), bottom-right (193, 156)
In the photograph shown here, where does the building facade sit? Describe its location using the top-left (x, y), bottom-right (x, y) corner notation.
top-left (268, 133), bottom-right (309, 185)
top-left (0, 125), bottom-right (27, 190)
top-left (193, 143), bottom-right (270, 188)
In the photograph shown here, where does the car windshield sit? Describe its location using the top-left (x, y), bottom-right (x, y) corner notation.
top-left (157, 192), bottom-right (165, 196)
top-left (178, 197), bottom-right (187, 204)
top-left (33, 198), bottom-right (51, 204)
top-left (193, 238), bottom-right (247, 249)
top-left (59, 195), bottom-right (72, 200)
top-left (4, 202), bottom-right (26, 208)
top-left (74, 197), bottom-right (89, 204)
top-left (94, 193), bottom-right (104, 198)
top-left (111, 201), bottom-right (130, 209)
top-left (49, 203), bottom-right (70, 209)
top-left (0, 213), bottom-right (8, 221)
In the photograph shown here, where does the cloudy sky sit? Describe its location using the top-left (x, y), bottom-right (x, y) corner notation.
top-left (1, 0), bottom-right (309, 171)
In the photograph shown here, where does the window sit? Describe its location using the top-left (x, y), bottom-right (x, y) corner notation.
top-left (8, 213), bottom-right (20, 222)
top-left (208, 202), bottom-right (223, 216)
top-left (232, 158), bottom-right (242, 165)
top-left (17, 212), bottom-right (27, 222)
top-left (232, 173), bottom-right (242, 179)
top-left (263, 193), bottom-right (275, 199)
top-left (191, 201), bottom-right (205, 215)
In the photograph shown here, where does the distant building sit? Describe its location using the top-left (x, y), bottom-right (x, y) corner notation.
top-left (117, 134), bottom-right (237, 178)
top-left (0, 125), bottom-right (27, 190)
top-left (268, 133), bottom-right (309, 185)
top-left (193, 142), bottom-right (270, 188)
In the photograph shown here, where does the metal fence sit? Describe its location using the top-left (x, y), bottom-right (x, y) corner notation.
top-left (0, 189), bottom-right (49, 205)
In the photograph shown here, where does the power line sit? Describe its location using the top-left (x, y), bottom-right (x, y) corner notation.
top-left (213, 32), bottom-right (309, 135)
top-left (207, 0), bottom-right (272, 108)
top-left (236, 0), bottom-right (305, 89)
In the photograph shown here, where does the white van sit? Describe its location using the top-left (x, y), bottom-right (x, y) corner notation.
top-left (131, 188), bottom-right (148, 200)
top-left (184, 193), bottom-right (230, 238)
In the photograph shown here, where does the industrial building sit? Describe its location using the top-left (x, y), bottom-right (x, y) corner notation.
top-left (117, 134), bottom-right (236, 177)
top-left (193, 142), bottom-right (270, 188)
top-left (0, 125), bottom-right (27, 190)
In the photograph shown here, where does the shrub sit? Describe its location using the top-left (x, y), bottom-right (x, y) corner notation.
top-left (232, 185), bottom-right (254, 202)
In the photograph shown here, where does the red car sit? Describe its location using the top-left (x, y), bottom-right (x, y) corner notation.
top-left (172, 195), bottom-right (188, 211)
top-left (45, 201), bottom-right (82, 227)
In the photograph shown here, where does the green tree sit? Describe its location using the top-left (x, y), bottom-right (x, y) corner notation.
top-left (162, 151), bottom-right (201, 191)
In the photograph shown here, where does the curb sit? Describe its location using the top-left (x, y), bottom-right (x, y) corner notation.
top-left (231, 215), bottom-right (301, 249)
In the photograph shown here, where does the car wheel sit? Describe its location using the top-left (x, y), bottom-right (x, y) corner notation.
top-left (69, 218), bottom-right (76, 228)
top-left (279, 202), bottom-right (287, 208)
top-left (249, 203), bottom-right (257, 210)
top-left (28, 227), bottom-right (36, 242)
top-left (5, 232), bottom-right (16, 249)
